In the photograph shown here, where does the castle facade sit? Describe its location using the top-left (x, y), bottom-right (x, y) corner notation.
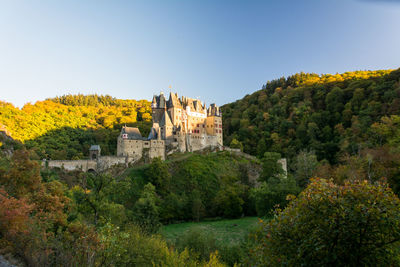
top-left (117, 92), bottom-right (223, 160)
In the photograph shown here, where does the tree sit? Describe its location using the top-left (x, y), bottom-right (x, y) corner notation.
top-left (248, 178), bottom-right (400, 266)
top-left (259, 152), bottom-right (284, 182)
top-left (132, 183), bottom-right (160, 233)
top-left (145, 157), bottom-right (171, 196)
top-left (250, 176), bottom-right (299, 217)
top-left (229, 138), bottom-right (243, 151)
top-left (214, 184), bottom-right (245, 218)
top-left (294, 150), bottom-right (319, 187)
top-left (0, 149), bottom-right (41, 197)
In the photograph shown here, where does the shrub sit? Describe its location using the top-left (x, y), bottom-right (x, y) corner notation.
top-left (174, 227), bottom-right (218, 262)
top-left (248, 178), bottom-right (400, 266)
top-left (99, 224), bottom-right (224, 266)
top-left (250, 176), bottom-right (300, 217)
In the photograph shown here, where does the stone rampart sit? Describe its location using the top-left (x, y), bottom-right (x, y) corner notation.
top-left (43, 155), bottom-right (141, 172)
top-left (44, 159), bottom-right (97, 172)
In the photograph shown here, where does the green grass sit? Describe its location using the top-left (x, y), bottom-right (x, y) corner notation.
top-left (160, 217), bottom-right (260, 246)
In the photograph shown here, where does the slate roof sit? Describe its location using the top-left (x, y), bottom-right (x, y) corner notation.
top-left (148, 127), bottom-right (159, 140)
top-left (121, 126), bottom-right (143, 140)
top-left (89, 145), bottom-right (101, 151)
top-left (160, 111), bottom-right (173, 126)
top-left (152, 91), bottom-right (215, 114)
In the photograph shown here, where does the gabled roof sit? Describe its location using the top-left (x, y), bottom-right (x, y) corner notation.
top-left (168, 92), bottom-right (182, 108)
top-left (121, 126), bottom-right (143, 139)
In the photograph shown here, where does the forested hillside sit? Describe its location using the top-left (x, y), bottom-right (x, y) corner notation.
top-left (222, 69), bottom-right (400, 163)
top-left (0, 94), bottom-right (152, 159)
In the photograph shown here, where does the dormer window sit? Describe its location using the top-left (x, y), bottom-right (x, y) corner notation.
top-left (122, 133), bottom-right (128, 139)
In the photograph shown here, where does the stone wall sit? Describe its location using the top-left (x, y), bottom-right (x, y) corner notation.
top-left (117, 138), bottom-right (165, 161)
top-left (43, 156), bottom-right (140, 172)
top-left (149, 140), bottom-right (165, 160)
top-left (117, 138), bottom-right (144, 157)
top-left (44, 159), bottom-right (97, 172)
top-left (97, 156), bottom-right (138, 170)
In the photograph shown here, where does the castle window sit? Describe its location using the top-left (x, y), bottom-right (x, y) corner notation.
top-left (197, 124), bottom-right (199, 127)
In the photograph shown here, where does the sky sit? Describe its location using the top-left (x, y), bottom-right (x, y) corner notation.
top-left (0, 0), bottom-right (399, 107)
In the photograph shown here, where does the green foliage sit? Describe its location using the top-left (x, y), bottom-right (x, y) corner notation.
top-left (259, 152), bottom-right (284, 182)
top-left (145, 157), bottom-right (171, 196)
top-left (213, 183), bottom-right (246, 218)
top-left (174, 227), bottom-right (245, 266)
top-left (99, 223), bottom-right (226, 267)
top-left (229, 138), bottom-right (243, 151)
top-left (132, 183), bottom-right (161, 233)
top-left (71, 173), bottom-right (128, 226)
top-left (248, 178), bottom-right (400, 266)
top-left (175, 227), bottom-right (218, 262)
top-left (250, 176), bottom-right (300, 217)
top-left (128, 152), bottom-right (259, 223)
top-left (222, 69), bottom-right (400, 163)
top-left (162, 217), bottom-right (259, 266)
top-left (294, 150), bottom-right (319, 187)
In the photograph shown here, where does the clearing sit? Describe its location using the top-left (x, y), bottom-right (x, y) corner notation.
top-left (160, 217), bottom-right (260, 246)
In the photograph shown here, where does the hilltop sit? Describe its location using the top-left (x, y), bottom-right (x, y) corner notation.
top-left (0, 94), bottom-right (152, 159)
top-left (222, 68), bottom-right (400, 163)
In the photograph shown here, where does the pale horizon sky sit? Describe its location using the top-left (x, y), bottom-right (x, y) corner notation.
top-left (0, 0), bottom-right (400, 108)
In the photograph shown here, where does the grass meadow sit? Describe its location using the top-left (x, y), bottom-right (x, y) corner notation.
top-left (160, 217), bottom-right (260, 246)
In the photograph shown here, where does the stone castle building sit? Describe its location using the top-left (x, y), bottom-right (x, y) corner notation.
top-left (44, 92), bottom-right (223, 172)
top-left (117, 92), bottom-right (223, 160)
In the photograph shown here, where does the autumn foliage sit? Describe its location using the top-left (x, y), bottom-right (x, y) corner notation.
top-left (248, 178), bottom-right (400, 266)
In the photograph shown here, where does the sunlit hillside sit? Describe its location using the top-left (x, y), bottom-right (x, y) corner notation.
top-left (222, 69), bottom-right (400, 163)
top-left (0, 94), bottom-right (152, 159)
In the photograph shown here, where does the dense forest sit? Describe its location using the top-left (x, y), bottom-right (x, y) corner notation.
top-left (222, 69), bottom-right (400, 162)
top-left (0, 94), bottom-right (152, 159)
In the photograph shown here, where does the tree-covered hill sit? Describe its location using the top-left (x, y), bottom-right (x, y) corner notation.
top-left (222, 69), bottom-right (400, 163)
top-left (0, 94), bottom-right (152, 159)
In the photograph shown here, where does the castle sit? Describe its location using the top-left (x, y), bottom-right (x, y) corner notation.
top-left (43, 92), bottom-right (223, 172)
top-left (41, 92), bottom-right (289, 174)
top-left (116, 92), bottom-right (223, 160)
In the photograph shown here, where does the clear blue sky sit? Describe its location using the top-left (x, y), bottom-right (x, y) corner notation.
top-left (0, 0), bottom-right (399, 107)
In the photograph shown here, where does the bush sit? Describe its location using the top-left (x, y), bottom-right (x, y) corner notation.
top-left (99, 224), bottom-right (224, 267)
top-left (174, 227), bottom-right (218, 262)
top-left (248, 178), bottom-right (400, 266)
top-left (250, 176), bottom-right (300, 217)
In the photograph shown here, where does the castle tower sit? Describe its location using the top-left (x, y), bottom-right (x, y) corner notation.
top-left (152, 92), bottom-right (167, 124)
top-left (150, 91), bottom-right (223, 152)
top-left (89, 145), bottom-right (101, 160)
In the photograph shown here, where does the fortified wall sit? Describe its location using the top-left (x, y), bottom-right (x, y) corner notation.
top-left (42, 146), bottom-right (140, 172)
